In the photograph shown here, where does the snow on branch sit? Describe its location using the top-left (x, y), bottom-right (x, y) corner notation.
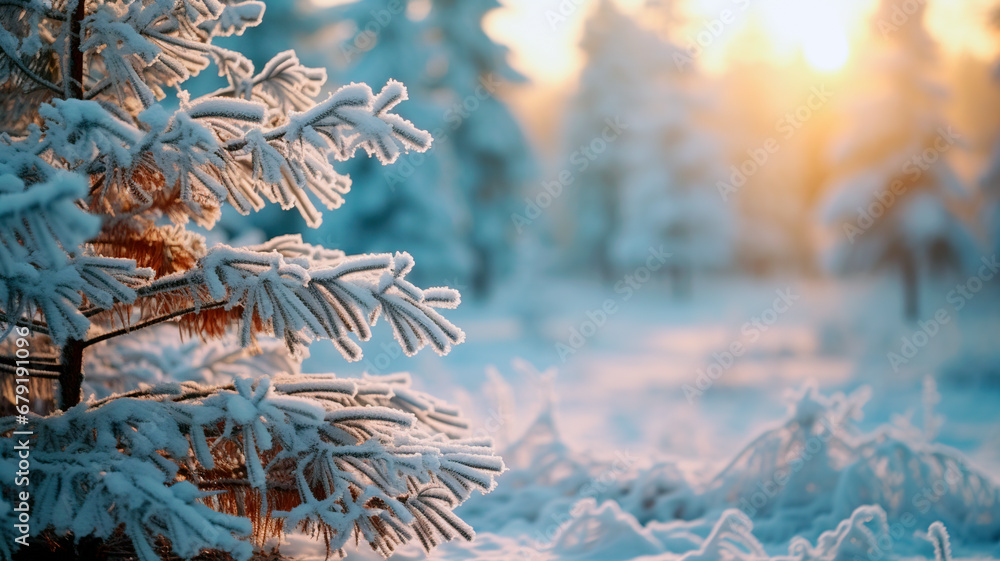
top-left (209, 50), bottom-right (327, 116)
top-left (82, 323), bottom-right (299, 399)
top-left (0, 172), bottom-right (98, 269)
top-left (0, 373), bottom-right (503, 560)
top-left (0, 253), bottom-right (154, 345)
top-left (1, 81), bottom-right (431, 228)
top-left (3, 0), bottom-right (432, 227)
top-left (0, 172), bottom-right (154, 344)
top-left (143, 239), bottom-right (464, 359)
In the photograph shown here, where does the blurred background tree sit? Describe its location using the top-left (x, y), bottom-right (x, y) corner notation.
top-left (817, 0), bottom-right (980, 320)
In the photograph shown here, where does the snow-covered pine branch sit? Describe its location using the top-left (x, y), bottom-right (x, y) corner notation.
top-left (209, 49), bottom-right (327, 117)
top-left (3, 0), bottom-right (432, 226)
top-left (1, 0), bottom-right (444, 353)
top-left (2, 78), bottom-right (430, 228)
top-left (0, 373), bottom-right (503, 561)
top-left (82, 324), bottom-right (300, 398)
top-left (0, 172), bottom-right (155, 343)
top-left (128, 237), bottom-right (464, 358)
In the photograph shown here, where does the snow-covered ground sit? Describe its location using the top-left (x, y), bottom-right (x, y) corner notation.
top-left (296, 274), bottom-right (1000, 561)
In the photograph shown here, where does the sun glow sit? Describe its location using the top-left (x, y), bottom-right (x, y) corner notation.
top-left (483, 0), bottom-right (992, 85)
top-left (754, 0), bottom-right (866, 73)
top-left (801, 28), bottom-right (851, 72)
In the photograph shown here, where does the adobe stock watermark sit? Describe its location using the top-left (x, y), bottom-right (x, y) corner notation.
top-left (738, 412), bottom-right (842, 517)
top-left (385, 74), bottom-right (502, 189)
top-left (337, 0), bottom-right (406, 65)
top-left (673, 0), bottom-right (755, 71)
top-left (717, 85), bottom-right (833, 202)
top-left (544, 0), bottom-right (586, 29)
top-left (888, 254), bottom-right (999, 372)
top-left (843, 126), bottom-right (960, 243)
top-left (683, 288), bottom-right (800, 403)
top-left (10, 326), bottom-right (34, 547)
top-left (855, 465), bottom-right (963, 561)
top-left (512, 116), bottom-right (629, 233)
top-left (876, 0), bottom-right (928, 38)
top-left (518, 449), bottom-right (637, 557)
top-left (556, 245), bottom-right (671, 362)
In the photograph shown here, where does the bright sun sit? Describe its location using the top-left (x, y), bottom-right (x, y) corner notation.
top-left (755, 0), bottom-right (864, 72)
top-left (801, 29), bottom-right (851, 72)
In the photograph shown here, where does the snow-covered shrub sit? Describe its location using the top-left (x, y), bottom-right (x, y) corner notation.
top-left (629, 382), bottom-right (1000, 549)
top-left (463, 375), bottom-right (999, 559)
top-left (443, 492), bottom-right (899, 561)
top-left (0, 0), bottom-right (501, 558)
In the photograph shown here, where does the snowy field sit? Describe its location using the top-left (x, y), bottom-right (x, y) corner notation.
top-left (288, 275), bottom-right (1000, 561)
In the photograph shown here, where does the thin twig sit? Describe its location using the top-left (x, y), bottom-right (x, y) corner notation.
top-left (0, 355), bottom-right (62, 372)
top-left (83, 77), bottom-right (112, 99)
top-left (0, 361), bottom-right (61, 379)
top-left (0, 313), bottom-right (51, 335)
top-left (82, 300), bottom-right (228, 348)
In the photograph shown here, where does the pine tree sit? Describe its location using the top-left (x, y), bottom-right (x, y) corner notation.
top-left (425, 0), bottom-right (536, 296)
top-left (0, 0), bottom-right (502, 559)
top-left (818, 0), bottom-right (979, 320)
top-left (569, 0), bottom-right (732, 292)
top-left (612, 1), bottom-right (733, 297)
top-left (307, 0), bottom-right (474, 289)
top-left (566, 0), bottom-right (647, 281)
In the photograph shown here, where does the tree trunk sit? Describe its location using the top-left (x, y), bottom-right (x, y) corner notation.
top-left (59, 339), bottom-right (85, 409)
top-left (68, 0), bottom-right (86, 99)
top-left (56, 1), bottom-right (87, 409)
top-left (597, 248), bottom-right (615, 286)
top-left (671, 264), bottom-right (691, 300)
top-left (901, 253), bottom-right (919, 322)
top-left (471, 245), bottom-right (491, 299)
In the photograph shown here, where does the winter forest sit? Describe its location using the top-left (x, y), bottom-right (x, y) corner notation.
top-left (1, 0), bottom-right (1000, 559)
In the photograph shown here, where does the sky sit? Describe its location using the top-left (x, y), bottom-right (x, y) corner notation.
top-left (486, 0), bottom-right (999, 84)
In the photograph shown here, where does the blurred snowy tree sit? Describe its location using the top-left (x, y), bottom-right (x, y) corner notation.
top-left (818, 0), bottom-right (979, 320)
top-left (304, 0), bottom-right (472, 289)
top-left (306, 0), bottom-right (534, 295)
top-left (0, 0), bottom-right (502, 558)
top-left (567, 0), bottom-right (648, 281)
top-left (569, 0), bottom-right (733, 293)
top-left (619, 0), bottom-right (733, 296)
top-left (425, 0), bottom-right (536, 295)
top-left (982, 5), bottom-right (1000, 253)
